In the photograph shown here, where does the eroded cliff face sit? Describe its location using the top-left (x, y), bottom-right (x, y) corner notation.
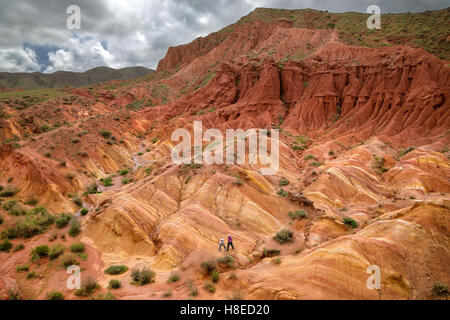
top-left (0, 11), bottom-right (449, 300)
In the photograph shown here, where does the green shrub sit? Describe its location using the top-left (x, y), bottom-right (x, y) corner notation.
top-left (189, 288), bottom-right (199, 297)
top-left (93, 292), bottom-right (116, 300)
top-left (32, 245), bottom-right (49, 259)
top-left (204, 282), bottom-right (215, 293)
top-left (263, 248), bottom-right (281, 257)
top-left (79, 253), bottom-right (88, 260)
top-left (228, 273), bottom-right (237, 280)
top-left (0, 239), bottom-right (12, 252)
top-left (211, 270), bottom-right (220, 283)
top-left (75, 276), bottom-right (98, 297)
top-left (131, 267), bottom-right (155, 285)
top-left (277, 189), bottom-right (288, 197)
top-left (49, 243), bottom-right (65, 260)
top-left (80, 208), bottom-right (88, 216)
top-left (399, 147), bottom-right (415, 158)
top-left (431, 283), bottom-right (448, 296)
top-left (121, 178), bottom-right (130, 185)
top-left (68, 218), bottom-right (81, 237)
top-left (49, 232), bottom-right (58, 242)
top-left (24, 198), bottom-right (38, 206)
top-left (372, 155), bottom-right (389, 173)
top-left (47, 291), bottom-right (64, 300)
top-left (273, 258), bottom-right (282, 265)
top-left (109, 279), bottom-right (121, 289)
top-left (7, 288), bottom-right (21, 300)
top-left (73, 198), bottom-right (83, 207)
top-left (86, 184), bottom-right (99, 195)
top-left (343, 217), bottom-right (358, 229)
top-left (26, 271), bottom-right (36, 279)
top-left (0, 185), bottom-right (18, 197)
top-left (161, 290), bottom-right (171, 297)
top-left (274, 229), bottom-right (294, 244)
top-left (14, 207), bottom-right (55, 238)
top-left (279, 178), bottom-right (289, 186)
top-left (217, 255), bottom-right (234, 268)
top-left (1, 228), bottom-right (18, 240)
top-left (200, 260), bottom-right (217, 275)
top-left (16, 264), bottom-right (29, 272)
top-left (99, 130), bottom-right (112, 138)
top-left (304, 154), bottom-right (317, 160)
top-left (3, 201), bottom-right (27, 216)
top-left (119, 169), bottom-right (129, 176)
top-left (168, 274), bottom-right (180, 283)
top-left (70, 242), bottom-right (85, 253)
top-left (55, 214), bottom-right (71, 228)
top-left (101, 176), bottom-right (113, 187)
top-left (13, 243), bottom-right (25, 252)
top-left (60, 253), bottom-right (78, 268)
top-left (289, 209), bottom-right (308, 220)
top-left (105, 265), bottom-right (128, 275)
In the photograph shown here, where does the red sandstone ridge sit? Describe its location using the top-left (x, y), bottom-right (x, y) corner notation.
top-left (0, 8), bottom-right (449, 301)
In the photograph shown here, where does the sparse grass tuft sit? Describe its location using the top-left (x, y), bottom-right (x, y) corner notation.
top-left (217, 255), bottom-right (234, 268)
top-left (204, 282), bottom-right (216, 293)
top-left (200, 260), bottom-right (217, 275)
top-left (105, 265), bottom-right (128, 275)
top-left (288, 209), bottom-right (307, 220)
top-left (211, 270), bottom-right (220, 283)
top-left (0, 239), bottom-right (13, 252)
top-left (60, 252), bottom-right (78, 268)
top-left (74, 276), bottom-right (98, 297)
top-left (131, 267), bottom-right (155, 285)
top-left (343, 217), bottom-right (358, 229)
top-left (263, 248), bottom-right (281, 257)
top-left (55, 214), bottom-right (71, 228)
top-left (278, 178), bottom-right (289, 186)
top-left (274, 229), bottom-right (294, 244)
top-left (31, 245), bottom-right (49, 260)
top-left (47, 291), bottom-right (64, 300)
top-left (16, 264), bottom-right (29, 272)
top-left (109, 279), bottom-right (121, 289)
top-left (431, 282), bottom-right (448, 297)
top-left (68, 218), bottom-right (81, 237)
top-left (49, 243), bottom-right (65, 260)
top-left (70, 242), bottom-right (85, 253)
top-left (168, 274), bottom-right (180, 283)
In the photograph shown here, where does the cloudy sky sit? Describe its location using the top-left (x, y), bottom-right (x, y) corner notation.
top-left (0, 0), bottom-right (447, 73)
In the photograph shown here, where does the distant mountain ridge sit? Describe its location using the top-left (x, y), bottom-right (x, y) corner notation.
top-left (0, 66), bottom-right (154, 90)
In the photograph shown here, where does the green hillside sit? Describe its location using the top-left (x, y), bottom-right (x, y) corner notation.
top-left (235, 7), bottom-right (450, 60)
top-left (0, 66), bottom-right (154, 91)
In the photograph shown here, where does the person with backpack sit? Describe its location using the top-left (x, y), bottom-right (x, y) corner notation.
top-left (218, 237), bottom-right (226, 252)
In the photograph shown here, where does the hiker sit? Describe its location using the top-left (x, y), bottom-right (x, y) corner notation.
top-left (218, 237), bottom-right (226, 252)
top-left (227, 234), bottom-right (235, 251)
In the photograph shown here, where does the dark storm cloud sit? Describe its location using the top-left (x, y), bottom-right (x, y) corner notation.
top-left (0, 0), bottom-right (447, 73)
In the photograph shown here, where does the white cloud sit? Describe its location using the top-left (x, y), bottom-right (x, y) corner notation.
top-left (0, 0), bottom-right (448, 73)
top-left (46, 49), bottom-right (74, 72)
top-left (44, 37), bottom-right (121, 73)
top-left (0, 47), bottom-right (40, 72)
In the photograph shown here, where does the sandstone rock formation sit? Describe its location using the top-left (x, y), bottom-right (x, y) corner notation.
top-left (0, 8), bottom-right (448, 300)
